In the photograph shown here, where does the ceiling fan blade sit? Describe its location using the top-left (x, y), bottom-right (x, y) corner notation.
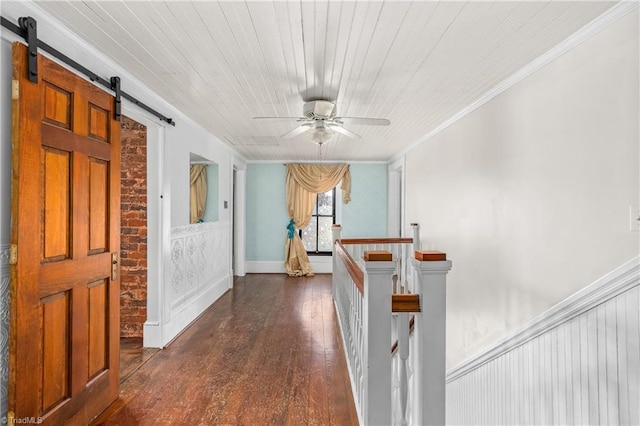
top-left (281, 123), bottom-right (313, 139)
top-left (336, 117), bottom-right (390, 126)
top-left (252, 116), bottom-right (305, 121)
top-left (327, 123), bottom-right (360, 139)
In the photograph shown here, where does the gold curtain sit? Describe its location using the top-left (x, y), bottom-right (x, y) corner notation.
top-left (284, 163), bottom-right (351, 276)
top-left (190, 164), bottom-right (208, 223)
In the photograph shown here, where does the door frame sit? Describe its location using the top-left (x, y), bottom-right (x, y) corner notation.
top-left (121, 106), bottom-right (168, 349)
top-left (388, 157), bottom-right (406, 237)
top-left (230, 156), bottom-right (246, 277)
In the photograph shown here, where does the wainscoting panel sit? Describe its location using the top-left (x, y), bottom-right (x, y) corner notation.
top-left (164, 222), bottom-right (231, 344)
top-left (446, 257), bottom-right (639, 425)
top-left (0, 245), bottom-right (9, 421)
top-left (170, 223), bottom-right (229, 307)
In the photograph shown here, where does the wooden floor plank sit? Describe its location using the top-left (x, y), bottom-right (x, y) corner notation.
top-left (94, 274), bottom-right (358, 425)
top-left (119, 338), bottom-right (160, 382)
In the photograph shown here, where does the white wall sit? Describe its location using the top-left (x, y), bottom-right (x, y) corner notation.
top-left (167, 124), bottom-right (232, 227)
top-left (405, 10), bottom-right (639, 369)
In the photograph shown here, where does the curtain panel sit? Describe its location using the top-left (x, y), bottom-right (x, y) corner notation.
top-left (190, 164), bottom-right (208, 223)
top-left (284, 163), bottom-right (351, 276)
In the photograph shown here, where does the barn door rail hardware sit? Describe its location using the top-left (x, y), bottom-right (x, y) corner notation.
top-left (18, 17), bottom-right (37, 83)
top-left (111, 76), bottom-right (122, 121)
top-left (1, 15), bottom-right (175, 126)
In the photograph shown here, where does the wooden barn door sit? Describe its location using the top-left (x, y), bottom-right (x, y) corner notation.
top-left (9, 42), bottom-right (121, 424)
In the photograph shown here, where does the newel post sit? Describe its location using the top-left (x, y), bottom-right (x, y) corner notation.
top-left (412, 251), bottom-right (452, 426)
top-left (363, 252), bottom-right (395, 426)
top-left (331, 225), bottom-right (342, 297)
top-left (410, 223), bottom-right (421, 251)
top-left (332, 224), bottom-right (342, 246)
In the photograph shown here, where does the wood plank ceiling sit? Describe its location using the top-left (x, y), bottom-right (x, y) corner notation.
top-left (30, 1), bottom-right (616, 161)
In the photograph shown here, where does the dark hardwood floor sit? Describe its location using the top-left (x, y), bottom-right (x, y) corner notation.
top-left (95, 274), bottom-right (359, 425)
top-left (119, 338), bottom-right (160, 382)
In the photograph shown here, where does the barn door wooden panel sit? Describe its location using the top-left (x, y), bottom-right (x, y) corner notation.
top-left (9, 42), bottom-right (121, 425)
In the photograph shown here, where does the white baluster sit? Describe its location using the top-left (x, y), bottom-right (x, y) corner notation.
top-left (398, 312), bottom-right (410, 426)
top-left (408, 224), bottom-right (420, 294)
top-left (410, 223), bottom-right (420, 251)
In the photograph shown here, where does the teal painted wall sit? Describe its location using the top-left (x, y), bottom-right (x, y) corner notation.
top-left (341, 164), bottom-right (388, 238)
top-left (246, 164), bottom-right (288, 261)
top-left (245, 163), bottom-right (388, 261)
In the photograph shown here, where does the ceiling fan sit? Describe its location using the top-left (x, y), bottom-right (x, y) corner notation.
top-left (253, 100), bottom-right (390, 145)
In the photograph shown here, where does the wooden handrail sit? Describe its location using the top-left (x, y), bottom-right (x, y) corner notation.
top-left (390, 294), bottom-right (420, 355)
top-left (392, 294), bottom-right (420, 313)
top-left (340, 237), bottom-right (413, 245)
top-left (335, 241), bottom-right (364, 294)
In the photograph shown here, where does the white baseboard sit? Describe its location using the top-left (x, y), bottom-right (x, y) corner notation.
top-left (245, 257), bottom-right (333, 274)
top-left (245, 261), bottom-right (285, 274)
top-left (142, 321), bottom-right (163, 348)
top-left (161, 274), bottom-right (231, 346)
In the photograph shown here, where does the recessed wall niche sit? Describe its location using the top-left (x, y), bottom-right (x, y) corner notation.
top-left (189, 153), bottom-right (218, 224)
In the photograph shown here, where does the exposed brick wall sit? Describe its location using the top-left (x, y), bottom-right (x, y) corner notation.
top-left (120, 116), bottom-right (148, 338)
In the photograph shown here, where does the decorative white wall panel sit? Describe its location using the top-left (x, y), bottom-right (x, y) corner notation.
top-left (446, 257), bottom-right (640, 425)
top-left (0, 245), bottom-right (9, 421)
top-left (170, 222), bottom-right (229, 312)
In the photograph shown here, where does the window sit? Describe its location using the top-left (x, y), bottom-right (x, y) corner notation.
top-left (301, 188), bottom-right (335, 255)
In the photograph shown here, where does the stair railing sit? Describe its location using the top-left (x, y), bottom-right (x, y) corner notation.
top-left (332, 224), bottom-right (452, 425)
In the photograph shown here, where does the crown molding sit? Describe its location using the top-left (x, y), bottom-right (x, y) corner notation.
top-left (394, 1), bottom-right (639, 163)
top-left (246, 159), bottom-right (389, 164)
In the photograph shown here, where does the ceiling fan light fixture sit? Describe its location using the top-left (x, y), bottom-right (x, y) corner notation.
top-left (309, 126), bottom-right (334, 145)
top-left (303, 100), bottom-right (335, 119)
top-left (254, 99), bottom-right (389, 143)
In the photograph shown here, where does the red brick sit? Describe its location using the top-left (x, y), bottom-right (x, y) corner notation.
top-left (120, 116), bottom-right (148, 339)
top-left (127, 219), bottom-right (147, 228)
top-left (121, 243), bottom-right (139, 252)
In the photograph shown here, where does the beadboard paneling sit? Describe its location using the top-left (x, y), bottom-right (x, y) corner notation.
top-left (446, 258), bottom-right (640, 425)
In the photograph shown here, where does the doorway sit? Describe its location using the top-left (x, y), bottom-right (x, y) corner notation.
top-left (232, 168), bottom-right (236, 274)
top-left (120, 116), bottom-right (148, 340)
top-left (231, 163), bottom-right (246, 277)
top-left (388, 158), bottom-right (405, 237)
top-left (119, 116), bottom-right (156, 380)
